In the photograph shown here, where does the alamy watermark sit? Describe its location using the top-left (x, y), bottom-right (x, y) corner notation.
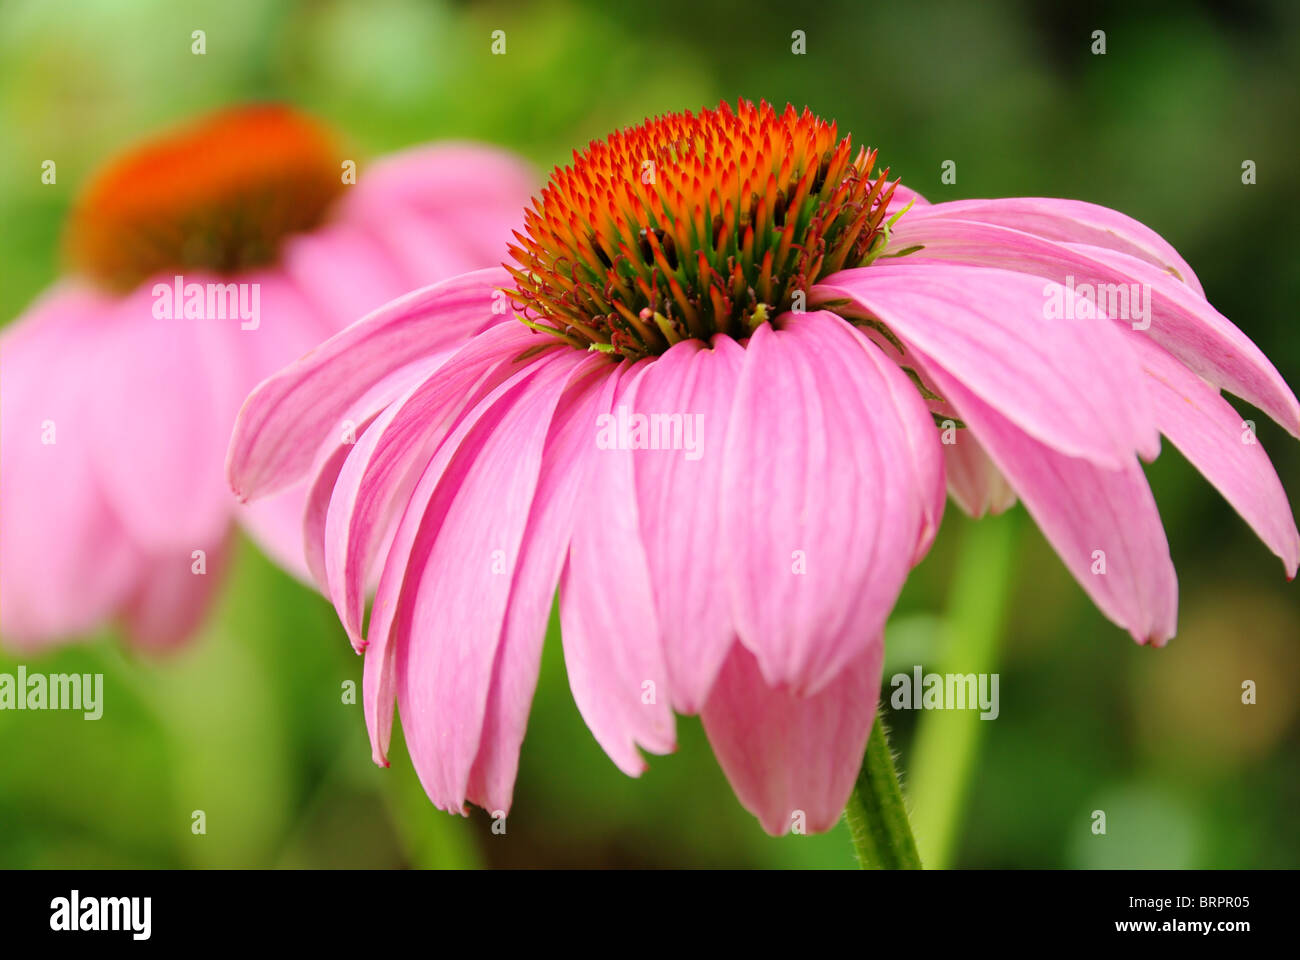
top-left (1043, 275), bottom-right (1150, 330)
top-left (0, 666), bottom-right (103, 719)
top-left (595, 404), bottom-right (704, 461)
top-left (50, 891), bottom-right (150, 940)
top-left (889, 665), bottom-right (999, 719)
top-left (152, 275), bottom-right (260, 329)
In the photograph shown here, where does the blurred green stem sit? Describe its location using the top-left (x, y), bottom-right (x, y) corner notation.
top-left (845, 719), bottom-right (922, 869)
top-left (909, 513), bottom-right (1018, 868)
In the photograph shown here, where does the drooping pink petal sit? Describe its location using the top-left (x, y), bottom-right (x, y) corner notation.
top-left (901, 196), bottom-right (1205, 296)
top-left (232, 157), bottom-right (536, 576)
top-left (816, 263), bottom-right (1160, 468)
top-left (559, 361), bottom-right (677, 774)
top-left (230, 268), bottom-right (407, 575)
top-left (701, 640), bottom-right (884, 836)
top-left (1127, 333), bottom-right (1299, 576)
top-left (253, 348), bottom-right (448, 590)
top-left (881, 217), bottom-right (1300, 437)
top-left (465, 361), bottom-right (611, 812)
top-left (394, 350), bottom-right (587, 812)
top-left (942, 433), bottom-right (1018, 518)
top-left (362, 588), bottom-right (400, 768)
top-left (721, 312), bottom-right (927, 694)
top-left (923, 360), bottom-right (1179, 645)
top-left (841, 322), bottom-right (947, 563)
top-left (227, 267), bottom-right (508, 501)
top-left (325, 324), bottom-right (545, 647)
top-left (360, 344), bottom-right (569, 768)
top-left (301, 409), bottom-right (385, 591)
top-left (0, 286), bottom-right (139, 647)
top-left (245, 407), bottom-right (380, 586)
top-left (623, 335), bottom-right (746, 713)
top-left (1080, 244), bottom-right (1300, 439)
top-left (122, 539), bottom-right (229, 653)
top-left (231, 269), bottom-right (389, 582)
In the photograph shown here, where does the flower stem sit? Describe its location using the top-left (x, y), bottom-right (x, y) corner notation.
top-left (908, 513), bottom-right (1017, 868)
top-left (845, 717), bottom-right (923, 869)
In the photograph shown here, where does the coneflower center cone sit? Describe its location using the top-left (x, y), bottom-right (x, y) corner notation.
top-left (65, 104), bottom-right (345, 291)
top-left (506, 99), bottom-right (901, 360)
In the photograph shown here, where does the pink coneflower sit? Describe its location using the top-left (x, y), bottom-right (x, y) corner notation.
top-left (0, 104), bottom-right (534, 652)
top-left (228, 100), bottom-right (1298, 835)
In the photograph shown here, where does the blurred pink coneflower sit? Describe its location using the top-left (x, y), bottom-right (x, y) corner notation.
top-left (1, 104), bottom-right (534, 651)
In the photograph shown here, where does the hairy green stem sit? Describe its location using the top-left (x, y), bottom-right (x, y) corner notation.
top-left (845, 718), bottom-right (923, 869)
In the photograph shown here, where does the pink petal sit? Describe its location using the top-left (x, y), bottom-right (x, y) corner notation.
top-left (122, 540), bottom-right (229, 653)
top-left (1079, 244), bottom-right (1300, 438)
top-left (465, 360), bottom-right (612, 812)
top-left (942, 433), bottom-right (1018, 518)
top-left (249, 352), bottom-right (443, 591)
top-left (340, 143), bottom-right (536, 238)
top-left (86, 280), bottom-right (244, 550)
top-left (842, 322), bottom-right (947, 563)
top-left (623, 335), bottom-right (746, 712)
top-left (903, 196), bottom-right (1205, 296)
top-left (721, 312), bottom-right (927, 694)
top-left (358, 210), bottom-right (499, 287)
top-left (0, 286), bottom-right (139, 647)
top-left (1128, 334), bottom-right (1299, 576)
top-left (341, 144), bottom-right (534, 285)
top-left (360, 343), bottom-right (571, 768)
top-left (924, 361), bottom-right (1179, 645)
top-left (362, 592), bottom-right (399, 768)
top-left (232, 269), bottom-right (338, 397)
top-left (301, 409), bottom-right (385, 592)
top-left (882, 216), bottom-right (1300, 438)
top-left (238, 485), bottom-right (316, 583)
top-left (325, 323), bottom-right (544, 647)
top-left (394, 350), bottom-right (586, 812)
top-left (279, 219), bottom-right (413, 336)
top-left (816, 263), bottom-right (1159, 468)
top-left (701, 641), bottom-right (884, 836)
top-left (559, 361), bottom-right (677, 774)
top-left (227, 267), bottom-right (508, 501)
top-left (244, 408), bottom-right (378, 587)
top-left (886, 182), bottom-right (929, 217)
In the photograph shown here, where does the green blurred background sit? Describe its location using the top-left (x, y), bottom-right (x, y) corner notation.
top-left (1, 0), bottom-right (1297, 868)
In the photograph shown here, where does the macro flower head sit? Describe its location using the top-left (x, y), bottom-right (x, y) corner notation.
top-left (228, 99), bottom-right (1298, 835)
top-left (0, 103), bottom-right (535, 652)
